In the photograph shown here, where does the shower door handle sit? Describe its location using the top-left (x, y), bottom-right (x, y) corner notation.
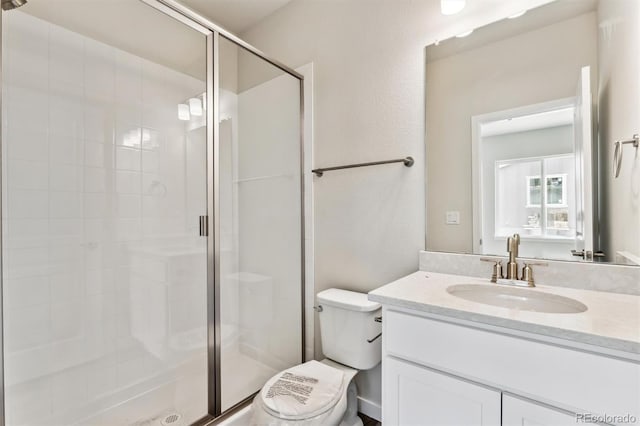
top-left (199, 216), bottom-right (208, 237)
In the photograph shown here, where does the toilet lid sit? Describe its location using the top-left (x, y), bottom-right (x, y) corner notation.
top-left (260, 360), bottom-right (345, 421)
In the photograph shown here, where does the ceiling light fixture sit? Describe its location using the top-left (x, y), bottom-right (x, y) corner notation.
top-left (508, 10), bottom-right (527, 19)
top-left (178, 104), bottom-right (190, 121)
top-left (456, 29), bottom-right (474, 38)
top-left (441, 0), bottom-right (466, 15)
top-left (188, 98), bottom-right (203, 116)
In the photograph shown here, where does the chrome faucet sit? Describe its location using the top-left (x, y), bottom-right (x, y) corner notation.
top-left (506, 233), bottom-right (520, 280)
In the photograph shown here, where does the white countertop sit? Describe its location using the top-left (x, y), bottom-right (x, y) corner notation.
top-left (369, 271), bottom-right (640, 357)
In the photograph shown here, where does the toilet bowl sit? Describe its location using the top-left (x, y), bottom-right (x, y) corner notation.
top-left (251, 359), bottom-right (360, 426)
top-left (251, 289), bottom-right (382, 426)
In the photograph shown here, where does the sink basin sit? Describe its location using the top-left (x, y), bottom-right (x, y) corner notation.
top-left (446, 284), bottom-right (588, 314)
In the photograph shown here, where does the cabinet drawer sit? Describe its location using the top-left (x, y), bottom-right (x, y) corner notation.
top-left (384, 356), bottom-right (501, 426)
top-left (384, 309), bottom-right (640, 421)
top-left (502, 394), bottom-right (580, 426)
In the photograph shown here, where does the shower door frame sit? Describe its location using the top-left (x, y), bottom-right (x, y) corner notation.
top-left (0, 1), bottom-right (306, 424)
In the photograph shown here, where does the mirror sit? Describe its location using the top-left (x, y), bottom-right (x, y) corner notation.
top-left (425, 0), bottom-right (639, 265)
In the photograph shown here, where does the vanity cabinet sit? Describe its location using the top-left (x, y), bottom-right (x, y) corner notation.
top-left (382, 308), bottom-right (640, 426)
top-left (502, 395), bottom-right (578, 426)
top-left (384, 357), bottom-right (501, 425)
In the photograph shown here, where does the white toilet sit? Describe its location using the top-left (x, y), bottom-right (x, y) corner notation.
top-left (251, 288), bottom-right (382, 425)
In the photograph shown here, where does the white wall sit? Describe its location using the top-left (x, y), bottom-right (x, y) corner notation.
top-left (597, 0), bottom-right (640, 264)
top-left (238, 0), bottom-right (555, 417)
top-left (426, 11), bottom-right (598, 254)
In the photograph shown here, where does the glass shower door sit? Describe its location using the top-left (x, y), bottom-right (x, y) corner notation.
top-left (217, 36), bottom-right (303, 411)
top-left (1, 1), bottom-right (210, 424)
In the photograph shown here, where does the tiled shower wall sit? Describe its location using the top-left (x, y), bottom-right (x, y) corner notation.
top-left (2, 11), bottom-right (207, 424)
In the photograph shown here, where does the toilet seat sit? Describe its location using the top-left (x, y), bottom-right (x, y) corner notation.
top-left (260, 360), bottom-right (345, 420)
top-left (252, 360), bottom-right (358, 425)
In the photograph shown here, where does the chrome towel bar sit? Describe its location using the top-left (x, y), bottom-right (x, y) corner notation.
top-left (613, 134), bottom-right (638, 178)
top-left (312, 156), bottom-right (414, 177)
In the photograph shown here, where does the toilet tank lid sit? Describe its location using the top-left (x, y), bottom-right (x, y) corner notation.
top-left (317, 289), bottom-right (381, 312)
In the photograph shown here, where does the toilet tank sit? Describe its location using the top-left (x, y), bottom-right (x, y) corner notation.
top-left (317, 289), bottom-right (382, 370)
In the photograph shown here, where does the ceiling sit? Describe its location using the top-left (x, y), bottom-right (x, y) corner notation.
top-left (179, 0), bottom-right (294, 34)
top-left (481, 107), bottom-right (575, 137)
top-left (17, 0), bottom-right (293, 80)
top-left (427, 0), bottom-right (598, 62)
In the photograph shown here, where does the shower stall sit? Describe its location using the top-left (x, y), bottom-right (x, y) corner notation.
top-left (0, 0), bottom-right (305, 424)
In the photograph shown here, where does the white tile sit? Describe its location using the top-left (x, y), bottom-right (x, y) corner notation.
top-left (85, 268), bottom-right (115, 296)
top-left (83, 193), bottom-right (109, 218)
top-left (8, 159), bottom-right (49, 190)
top-left (142, 173), bottom-right (161, 195)
top-left (3, 345), bottom-right (53, 386)
top-left (3, 245), bottom-right (49, 276)
top-left (85, 293), bottom-right (117, 330)
top-left (4, 305), bottom-right (51, 352)
top-left (141, 105), bottom-right (170, 129)
top-left (49, 218), bottom-right (83, 237)
top-left (49, 24), bottom-right (84, 86)
top-left (84, 167), bottom-right (108, 193)
top-left (84, 141), bottom-right (109, 168)
top-left (49, 90), bottom-right (84, 138)
top-left (50, 163), bottom-right (81, 191)
top-left (115, 123), bottom-right (142, 148)
top-left (86, 361), bottom-right (117, 398)
top-left (115, 171), bottom-right (141, 194)
top-left (50, 271), bottom-right (83, 305)
top-left (84, 318), bottom-right (118, 360)
top-left (51, 365), bottom-right (88, 415)
top-left (7, 86), bottom-right (48, 133)
top-left (117, 194), bottom-right (141, 218)
top-left (5, 14), bottom-right (49, 89)
top-left (49, 191), bottom-right (82, 218)
top-left (49, 133), bottom-right (83, 165)
top-left (84, 102), bottom-right (115, 143)
top-left (83, 218), bottom-right (110, 243)
top-left (115, 104), bottom-right (142, 126)
top-left (115, 51), bottom-right (142, 104)
top-left (142, 218), bottom-right (164, 236)
top-left (6, 126), bottom-right (48, 162)
top-left (141, 127), bottom-right (160, 151)
top-left (117, 356), bottom-right (154, 387)
top-left (142, 150), bottom-right (159, 173)
top-left (4, 375), bottom-right (53, 425)
top-left (142, 195), bottom-right (162, 218)
top-left (84, 245), bottom-right (108, 271)
top-left (116, 218), bottom-right (142, 242)
top-left (51, 301), bottom-right (83, 341)
top-left (4, 276), bottom-right (50, 309)
top-left (5, 218), bottom-right (49, 240)
top-left (115, 146), bottom-right (141, 171)
top-left (84, 39), bottom-right (115, 102)
top-left (100, 242), bottom-right (118, 267)
top-left (7, 190), bottom-right (48, 219)
top-left (48, 336), bottom-right (87, 373)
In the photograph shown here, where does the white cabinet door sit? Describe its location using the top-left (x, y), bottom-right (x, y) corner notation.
top-left (384, 357), bottom-right (501, 426)
top-left (502, 394), bottom-right (578, 426)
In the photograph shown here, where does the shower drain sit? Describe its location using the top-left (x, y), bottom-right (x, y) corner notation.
top-left (160, 413), bottom-right (182, 426)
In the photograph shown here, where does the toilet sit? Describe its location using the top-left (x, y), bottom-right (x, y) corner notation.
top-left (251, 288), bottom-right (382, 425)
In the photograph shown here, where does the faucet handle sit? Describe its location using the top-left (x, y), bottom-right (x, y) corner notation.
top-left (480, 257), bottom-right (504, 283)
top-left (520, 261), bottom-right (547, 287)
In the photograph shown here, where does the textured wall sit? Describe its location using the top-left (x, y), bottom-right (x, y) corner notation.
top-left (597, 0), bottom-right (640, 264)
top-left (239, 0), bottom-right (554, 414)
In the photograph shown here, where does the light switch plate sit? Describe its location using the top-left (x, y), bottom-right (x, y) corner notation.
top-left (446, 211), bottom-right (460, 225)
